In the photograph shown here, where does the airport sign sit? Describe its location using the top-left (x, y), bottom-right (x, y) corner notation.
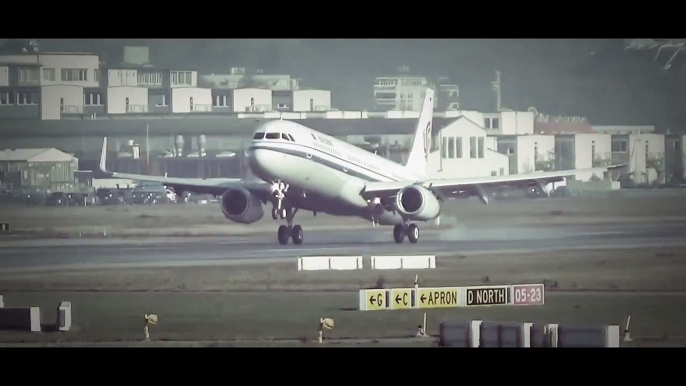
top-left (465, 285), bottom-right (509, 306)
top-left (512, 284), bottom-right (545, 305)
top-left (359, 289), bottom-right (389, 311)
top-left (418, 287), bottom-right (460, 309)
top-left (391, 288), bottom-right (416, 310)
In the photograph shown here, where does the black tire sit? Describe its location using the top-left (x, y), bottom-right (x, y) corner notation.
top-left (393, 224), bottom-right (404, 243)
top-left (292, 224), bottom-right (304, 245)
top-left (408, 223), bottom-right (419, 244)
top-left (278, 225), bottom-right (290, 245)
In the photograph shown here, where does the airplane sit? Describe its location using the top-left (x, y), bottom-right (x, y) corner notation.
top-left (99, 88), bottom-right (624, 245)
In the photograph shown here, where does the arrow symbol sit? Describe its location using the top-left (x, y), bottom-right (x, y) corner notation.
top-left (395, 294), bottom-right (401, 304)
top-left (369, 295), bottom-right (376, 305)
top-left (420, 294), bottom-right (426, 303)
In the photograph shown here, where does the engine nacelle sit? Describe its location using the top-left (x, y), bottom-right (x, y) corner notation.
top-left (395, 185), bottom-right (441, 221)
top-left (220, 188), bottom-right (264, 224)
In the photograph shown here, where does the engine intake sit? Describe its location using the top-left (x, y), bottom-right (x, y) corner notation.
top-left (221, 188), bottom-right (264, 224)
top-left (395, 185), bottom-right (440, 221)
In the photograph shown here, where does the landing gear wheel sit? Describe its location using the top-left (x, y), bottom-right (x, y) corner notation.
top-left (393, 224), bottom-right (405, 243)
top-left (278, 225), bottom-right (290, 245)
top-left (271, 207), bottom-right (278, 220)
top-left (408, 223), bottom-right (419, 244)
top-left (291, 225), bottom-right (304, 245)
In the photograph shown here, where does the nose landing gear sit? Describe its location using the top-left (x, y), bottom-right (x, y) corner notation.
top-left (277, 207), bottom-right (303, 245)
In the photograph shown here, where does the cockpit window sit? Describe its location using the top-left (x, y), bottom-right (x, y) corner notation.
top-left (287, 134), bottom-right (295, 142)
top-left (281, 133), bottom-right (290, 141)
top-left (265, 132), bottom-right (280, 139)
top-left (253, 132), bottom-right (265, 140)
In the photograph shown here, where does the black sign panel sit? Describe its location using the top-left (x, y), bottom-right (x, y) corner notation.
top-left (466, 287), bottom-right (508, 306)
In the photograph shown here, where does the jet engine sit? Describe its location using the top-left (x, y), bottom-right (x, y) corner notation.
top-left (220, 188), bottom-right (264, 224)
top-left (395, 185), bottom-right (440, 221)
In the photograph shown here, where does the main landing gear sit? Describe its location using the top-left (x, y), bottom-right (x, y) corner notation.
top-left (393, 222), bottom-right (420, 244)
top-left (277, 207), bottom-right (303, 245)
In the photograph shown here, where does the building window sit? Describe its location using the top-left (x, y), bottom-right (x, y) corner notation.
top-left (214, 95), bottom-right (228, 107)
top-left (43, 68), bottom-right (56, 81)
top-left (61, 69), bottom-right (88, 81)
top-left (478, 137), bottom-right (484, 158)
top-left (611, 139), bottom-right (627, 153)
top-left (171, 71), bottom-right (193, 86)
top-left (139, 72), bottom-right (162, 86)
top-left (492, 118), bottom-right (499, 129)
top-left (447, 137), bottom-right (455, 158)
top-left (0, 92), bottom-right (10, 105)
top-left (16, 92), bottom-right (37, 105)
top-left (441, 137), bottom-right (448, 159)
top-left (470, 137), bottom-right (476, 158)
top-left (156, 94), bottom-right (167, 106)
top-left (455, 137), bottom-right (462, 158)
top-left (84, 92), bottom-right (102, 106)
top-left (19, 67), bottom-right (40, 82)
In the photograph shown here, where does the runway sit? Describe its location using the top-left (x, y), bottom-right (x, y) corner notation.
top-left (1, 220), bottom-right (686, 272)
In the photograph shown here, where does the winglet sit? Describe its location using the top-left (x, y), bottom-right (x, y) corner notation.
top-left (99, 137), bottom-right (110, 175)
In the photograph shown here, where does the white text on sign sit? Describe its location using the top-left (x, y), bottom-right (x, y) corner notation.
top-left (466, 286), bottom-right (508, 306)
top-left (512, 284), bottom-right (545, 305)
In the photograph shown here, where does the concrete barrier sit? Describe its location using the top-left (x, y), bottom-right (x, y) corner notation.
top-left (297, 256), bottom-right (363, 271)
top-left (0, 307), bottom-right (41, 332)
top-left (479, 321), bottom-right (523, 347)
top-left (439, 320), bottom-right (470, 347)
top-left (441, 319), bottom-right (620, 347)
top-left (57, 301), bottom-right (72, 332)
top-left (370, 255), bottom-right (436, 270)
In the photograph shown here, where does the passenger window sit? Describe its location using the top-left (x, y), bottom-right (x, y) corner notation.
top-left (253, 132), bottom-right (265, 139)
top-left (265, 132), bottom-right (279, 139)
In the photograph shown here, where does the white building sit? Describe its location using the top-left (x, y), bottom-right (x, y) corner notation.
top-left (482, 111), bottom-right (535, 136)
top-left (374, 75), bottom-right (437, 111)
top-left (0, 53), bottom-right (100, 88)
top-left (553, 134), bottom-right (613, 181)
top-left (427, 116), bottom-right (509, 179)
top-left (171, 87), bottom-right (212, 113)
top-left (610, 133), bottom-right (666, 186)
top-left (200, 68), bottom-right (300, 91)
top-left (373, 66), bottom-right (459, 111)
top-left (233, 88), bottom-right (272, 112)
top-left (0, 65), bottom-right (9, 86)
top-left (292, 90), bottom-right (331, 112)
top-left (41, 85), bottom-right (84, 120)
top-left (107, 86), bottom-right (148, 114)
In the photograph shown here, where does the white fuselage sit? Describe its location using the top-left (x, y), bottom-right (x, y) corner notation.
top-left (246, 120), bottom-right (423, 223)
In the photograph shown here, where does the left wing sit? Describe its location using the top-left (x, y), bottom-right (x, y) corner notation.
top-left (98, 137), bottom-right (271, 198)
top-left (362, 164), bottom-right (625, 203)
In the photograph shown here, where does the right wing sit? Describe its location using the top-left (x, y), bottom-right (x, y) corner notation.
top-left (98, 137), bottom-right (271, 198)
top-left (363, 164), bottom-right (625, 203)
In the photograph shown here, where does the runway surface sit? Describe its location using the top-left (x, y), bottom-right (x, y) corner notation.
top-left (1, 220), bottom-right (685, 272)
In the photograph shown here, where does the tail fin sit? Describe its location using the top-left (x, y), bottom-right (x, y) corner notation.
top-left (405, 88), bottom-right (435, 177)
top-left (99, 137), bottom-right (112, 176)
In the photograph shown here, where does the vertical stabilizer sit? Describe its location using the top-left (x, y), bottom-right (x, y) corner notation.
top-left (405, 88), bottom-right (435, 177)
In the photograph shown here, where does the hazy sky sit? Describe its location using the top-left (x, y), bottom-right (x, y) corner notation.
top-left (9, 39), bottom-right (686, 129)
